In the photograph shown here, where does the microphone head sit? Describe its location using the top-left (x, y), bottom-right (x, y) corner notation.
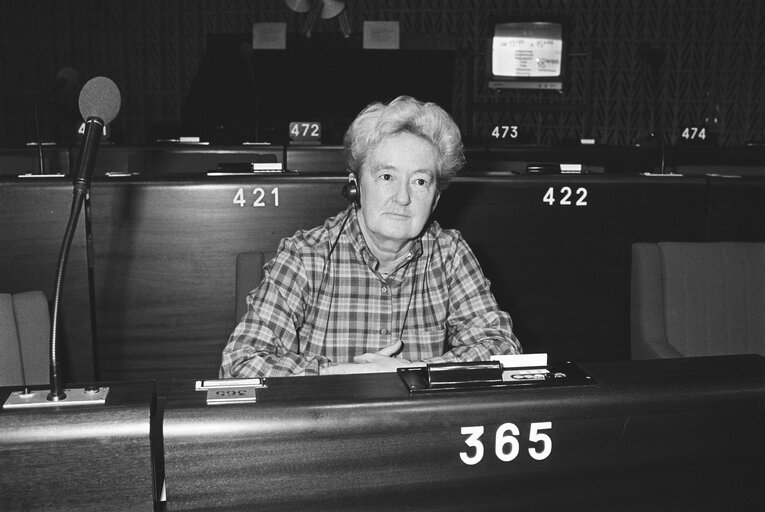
top-left (285, 0), bottom-right (312, 13)
top-left (78, 76), bottom-right (121, 124)
top-left (321, 0), bottom-right (345, 19)
top-left (55, 67), bottom-right (80, 94)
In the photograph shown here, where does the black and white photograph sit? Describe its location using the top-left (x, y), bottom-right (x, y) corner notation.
top-left (1, 1), bottom-right (763, 510)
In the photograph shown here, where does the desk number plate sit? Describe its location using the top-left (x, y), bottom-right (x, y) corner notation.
top-left (289, 122), bottom-right (321, 144)
top-left (196, 379), bottom-right (265, 405)
top-left (206, 387), bottom-right (258, 405)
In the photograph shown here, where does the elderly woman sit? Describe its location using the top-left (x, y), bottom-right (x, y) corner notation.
top-left (220, 96), bottom-right (521, 378)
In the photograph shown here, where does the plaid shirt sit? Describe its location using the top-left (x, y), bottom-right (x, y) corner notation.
top-left (220, 206), bottom-right (521, 378)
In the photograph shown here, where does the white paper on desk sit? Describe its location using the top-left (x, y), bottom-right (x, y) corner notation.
top-left (492, 353), bottom-right (550, 382)
top-left (490, 353), bottom-right (548, 368)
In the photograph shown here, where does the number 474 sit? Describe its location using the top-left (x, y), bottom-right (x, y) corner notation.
top-left (681, 127), bottom-right (706, 140)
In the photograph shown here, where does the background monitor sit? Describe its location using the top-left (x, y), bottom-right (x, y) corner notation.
top-left (489, 21), bottom-right (565, 91)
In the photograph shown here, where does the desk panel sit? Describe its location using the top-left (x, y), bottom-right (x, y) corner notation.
top-left (285, 145), bottom-right (344, 174)
top-left (0, 382), bottom-right (156, 511)
top-left (707, 176), bottom-right (765, 240)
top-left (90, 177), bottom-right (348, 380)
top-left (436, 175), bottom-right (708, 359)
top-left (93, 145), bottom-right (285, 176)
top-left (90, 175), bottom-right (709, 379)
top-left (162, 356), bottom-right (765, 511)
top-left (0, 147), bottom-right (70, 176)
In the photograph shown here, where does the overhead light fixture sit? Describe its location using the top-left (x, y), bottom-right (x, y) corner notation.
top-left (285, 0), bottom-right (351, 38)
top-left (285, 0), bottom-right (311, 13)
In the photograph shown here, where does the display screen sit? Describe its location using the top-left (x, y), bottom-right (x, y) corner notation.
top-left (492, 22), bottom-right (563, 78)
top-left (490, 21), bottom-right (564, 91)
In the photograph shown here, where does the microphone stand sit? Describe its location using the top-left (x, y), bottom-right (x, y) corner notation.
top-left (84, 189), bottom-right (100, 380)
top-left (4, 76), bottom-right (119, 410)
top-left (240, 43), bottom-right (260, 142)
top-left (34, 98), bottom-right (46, 174)
top-left (48, 118), bottom-right (104, 401)
top-left (47, 179), bottom-right (88, 400)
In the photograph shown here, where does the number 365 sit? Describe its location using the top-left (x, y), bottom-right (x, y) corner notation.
top-left (459, 421), bottom-right (552, 465)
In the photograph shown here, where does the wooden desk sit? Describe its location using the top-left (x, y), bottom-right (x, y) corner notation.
top-left (707, 176), bottom-right (765, 240)
top-left (437, 174), bottom-right (708, 361)
top-left (88, 176), bottom-right (347, 380)
top-left (161, 355), bottom-right (765, 511)
top-left (0, 382), bottom-right (156, 511)
top-left (0, 174), bottom-right (720, 381)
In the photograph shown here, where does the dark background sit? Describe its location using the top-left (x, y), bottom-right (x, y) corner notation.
top-left (181, 34), bottom-right (456, 145)
top-left (0, 0), bottom-right (763, 147)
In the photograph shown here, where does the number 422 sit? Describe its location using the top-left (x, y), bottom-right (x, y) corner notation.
top-left (543, 186), bottom-right (588, 207)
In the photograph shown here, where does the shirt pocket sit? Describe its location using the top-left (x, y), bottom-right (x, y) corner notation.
top-left (402, 327), bottom-right (447, 362)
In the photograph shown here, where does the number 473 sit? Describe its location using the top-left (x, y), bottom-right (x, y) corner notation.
top-left (491, 125), bottom-right (519, 139)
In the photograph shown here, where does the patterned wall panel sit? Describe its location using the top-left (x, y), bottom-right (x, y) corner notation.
top-left (0, 0), bottom-right (762, 147)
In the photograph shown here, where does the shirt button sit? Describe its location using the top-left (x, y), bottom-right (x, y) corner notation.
top-left (381, 286), bottom-right (388, 294)
top-left (380, 329), bottom-right (389, 335)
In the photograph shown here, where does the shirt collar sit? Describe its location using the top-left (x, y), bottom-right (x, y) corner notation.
top-left (346, 206), bottom-right (427, 272)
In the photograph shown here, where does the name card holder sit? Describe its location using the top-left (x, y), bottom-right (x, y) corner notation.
top-left (397, 355), bottom-right (593, 394)
top-left (195, 378), bottom-right (267, 405)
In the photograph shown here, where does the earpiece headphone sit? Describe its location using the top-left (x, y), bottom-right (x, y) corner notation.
top-left (341, 172), bottom-right (360, 206)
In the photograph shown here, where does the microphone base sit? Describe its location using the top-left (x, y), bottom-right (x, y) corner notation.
top-left (47, 390), bottom-right (68, 401)
top-left (3, 386), bottom-right (109, 410)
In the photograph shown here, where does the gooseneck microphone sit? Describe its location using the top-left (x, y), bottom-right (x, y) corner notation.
top-left (73, 77), bottom-right (121, 188)
top-left (34, 67), bottom-right (80, 174)
top-left (239, 42), bottom-right (260, 142)
top-left (48, 77), bottom-right (121, 402)
top-left (48, 67), bottom-right (81, 98)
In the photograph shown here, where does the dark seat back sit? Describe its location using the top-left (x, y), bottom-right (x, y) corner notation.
top-left (631, 242), bottom-right (765, 359)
